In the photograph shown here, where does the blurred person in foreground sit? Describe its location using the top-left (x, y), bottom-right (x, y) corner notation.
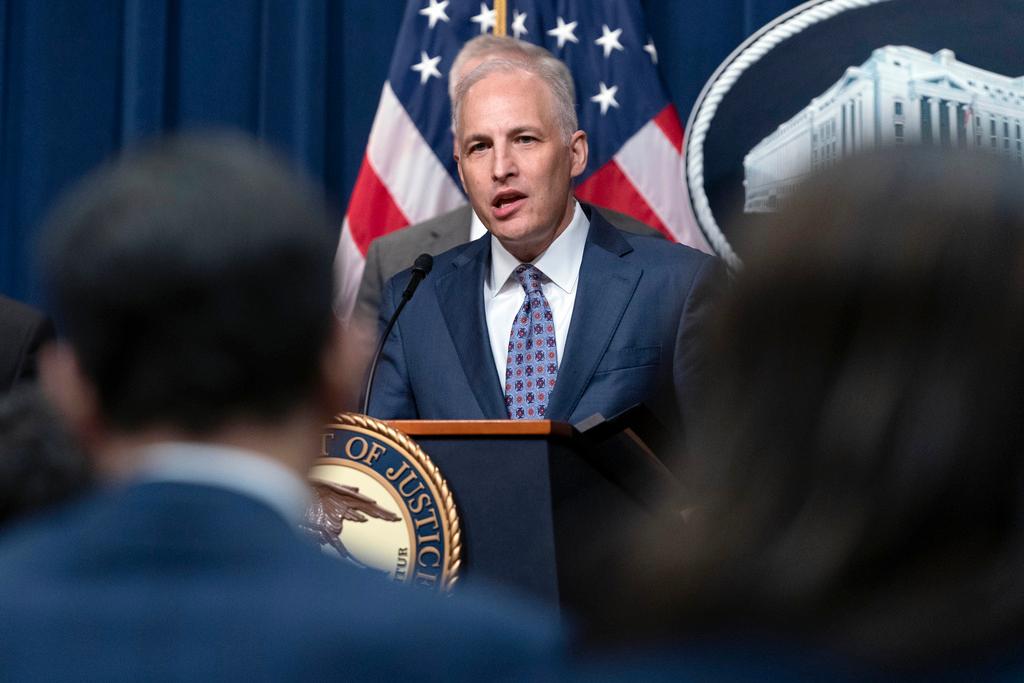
top-left (0, 133), bottom-right (562, 681)
top-left (0, 387), bottom-right (90, 527)
top-left (582, 148), bottom-right (1024, 681)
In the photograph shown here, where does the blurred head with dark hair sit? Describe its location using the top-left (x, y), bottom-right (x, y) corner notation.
top-left (38, 132), bottom-right (344, 475)
top-left (607, 148), bottom-right (1024, 671)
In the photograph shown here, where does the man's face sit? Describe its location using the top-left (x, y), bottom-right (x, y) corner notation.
top-left (454, 69), bottom-right (587, 262)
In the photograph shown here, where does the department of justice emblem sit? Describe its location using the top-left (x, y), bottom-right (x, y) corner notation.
top-left (685, 0), bottom-right (1024, 270)
top-left (302, 413), bottom-right (462, 591)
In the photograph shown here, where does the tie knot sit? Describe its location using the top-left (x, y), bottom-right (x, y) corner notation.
top-left (513, 264), bottom-right (546, 294)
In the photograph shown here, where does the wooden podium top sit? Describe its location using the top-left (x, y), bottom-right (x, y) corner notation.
top-left (387, 419), bottom-right (575, 438)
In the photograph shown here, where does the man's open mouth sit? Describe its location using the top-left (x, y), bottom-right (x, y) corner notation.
top-left (492, 191), bottom-right (526, 217)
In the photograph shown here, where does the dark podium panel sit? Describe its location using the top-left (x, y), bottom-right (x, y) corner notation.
top-left (388, 420), bottom-right (663, 618)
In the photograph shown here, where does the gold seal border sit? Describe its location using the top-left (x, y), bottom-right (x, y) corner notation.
top-left (324, 412), bottom-right (463, 591)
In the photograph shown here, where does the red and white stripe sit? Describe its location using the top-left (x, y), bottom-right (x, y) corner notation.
top-left (576, 103), bottom-right (710, 252)
top-left (333, 82), bottom-right (464, 320)
top-left (334, 97), bottom-right (709, 320)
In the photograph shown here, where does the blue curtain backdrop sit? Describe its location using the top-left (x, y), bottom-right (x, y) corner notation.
top-left (0, 0), bottom-right (802, 307)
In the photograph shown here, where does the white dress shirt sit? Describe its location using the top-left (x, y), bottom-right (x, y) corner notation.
top-left (483, 201), bottom-right (590, 387)
top-left (134, 442), bottom-right (312, 526)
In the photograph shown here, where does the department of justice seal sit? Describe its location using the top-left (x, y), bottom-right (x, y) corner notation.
top-left (685, 0), bottom-right (1024, 270)
top-left (303, 413), bottom-right (462, 591)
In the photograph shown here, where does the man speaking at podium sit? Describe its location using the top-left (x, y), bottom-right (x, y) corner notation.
top-left (367, 47), bottom-right (719, 436)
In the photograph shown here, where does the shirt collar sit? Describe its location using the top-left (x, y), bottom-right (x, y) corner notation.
top-left (133, 441), bottom-right (312, 526)
top-left (488, 200), bottom-right (590, 296)
top-left (470, 208), bottom-right (487, 241)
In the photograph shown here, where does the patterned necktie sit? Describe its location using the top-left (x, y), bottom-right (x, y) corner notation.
top-left (504, 264), bottom-right (558, 419)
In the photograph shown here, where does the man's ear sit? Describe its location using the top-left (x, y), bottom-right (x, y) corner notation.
top-left (453, 140), bottom-right (467, 193)
top-left (569, 130), bottom-right (588, 179)
top-left (39, 342), bottom-right (105, 448)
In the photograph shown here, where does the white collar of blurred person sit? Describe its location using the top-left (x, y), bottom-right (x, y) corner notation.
top-left (133, 441), bottom-right (311, 526)
top-left (37, 324), bottom-right (347, 518)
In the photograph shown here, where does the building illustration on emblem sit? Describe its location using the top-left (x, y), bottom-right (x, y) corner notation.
top-left (744, 46), bottom-right (1024, 212)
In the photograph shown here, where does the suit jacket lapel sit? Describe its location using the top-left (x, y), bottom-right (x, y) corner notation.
top-left (435, 236), bottom-right (509, 418)
top-left (546, 212), bottom-right (641, 422)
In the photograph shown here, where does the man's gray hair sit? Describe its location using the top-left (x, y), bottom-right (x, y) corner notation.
top-left (452, 56), bottom-right (579, 145)
top-left (448, 35), bottom-right (575, 104)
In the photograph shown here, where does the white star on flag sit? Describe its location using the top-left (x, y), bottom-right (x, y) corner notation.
top-left (411, 51), bottom-right (442, 84)
top-left (511, 10), bottom-right (528, 39)
top-left (595, 24), bottom-right (624, 58)
top-left (470, 3), bottom-right (496, 34)
top-left (644, 38), bottom-right (658, 64)
top-left (546, 17), bottom-right (578, 49)
top-left (591, 81), bottom-right (620, 115)
top-left (418, 0), bottom-right (450, 29)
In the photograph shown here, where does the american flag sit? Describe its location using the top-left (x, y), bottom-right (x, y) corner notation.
top-left (334, 0), bottom-right (711, 320)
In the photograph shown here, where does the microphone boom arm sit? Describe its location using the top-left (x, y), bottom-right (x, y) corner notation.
top-left (360, 253), bottom-right (433, 415)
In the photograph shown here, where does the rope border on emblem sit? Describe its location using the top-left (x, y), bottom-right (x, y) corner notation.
top-left (328, 412), bottom-right (463, 591)
top-left (684, 0), bottom-right (893, 270)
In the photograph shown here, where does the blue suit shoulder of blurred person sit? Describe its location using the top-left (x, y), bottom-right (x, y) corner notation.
top-left (0, 460), bottom-right (564, 681)
top-left (0, 294), bottom-right (55, 391)
top-left (367, 207), bottom-right (719, 452)
top-left (569, 640), bottom-right (1024, 682)
top-left (353, 203), bottom-right (664, 326)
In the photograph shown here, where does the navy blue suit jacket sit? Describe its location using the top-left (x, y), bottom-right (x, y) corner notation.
top-left (0, 482), bottom-right (563, 681)
top-left (368, 208), bottom-right (719, 432)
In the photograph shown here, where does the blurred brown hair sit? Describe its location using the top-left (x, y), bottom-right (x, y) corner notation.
top-left (603, 147), bottom-right (1024, 669)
